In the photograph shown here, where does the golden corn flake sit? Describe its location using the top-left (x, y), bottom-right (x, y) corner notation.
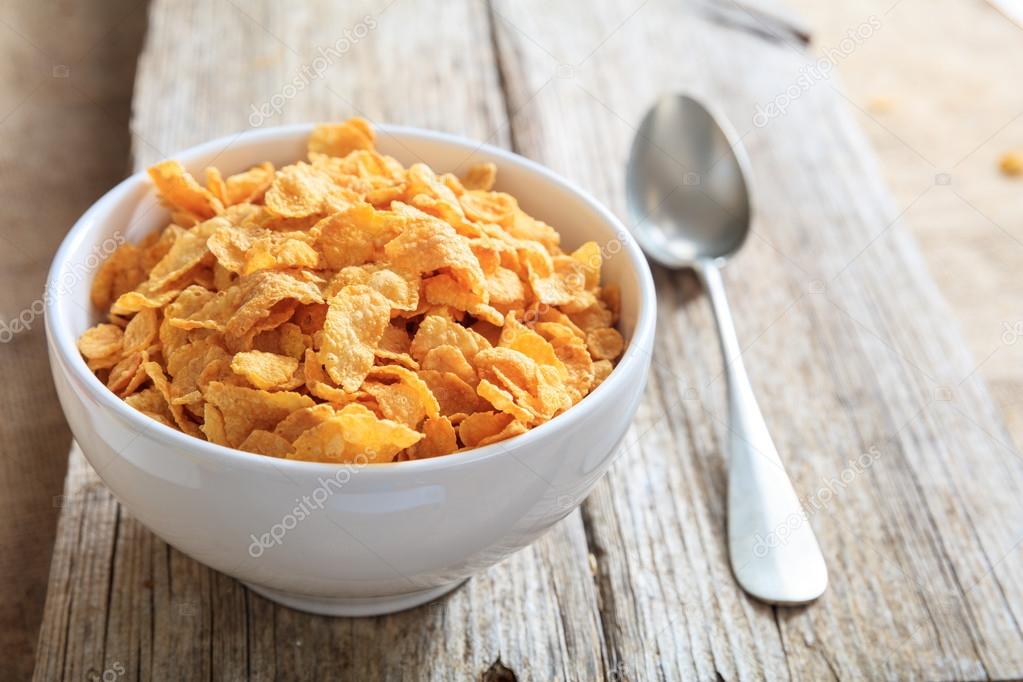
top-left (485, 266), bottom-right (527, 311)
top-left (303, 348), bottom-right (356, 404)
top-left (311, 204), bottom-right (395, 269)
top-left (201, 403), bottom-right (229, 446)
top-left (367, 364), bottom-right (440, 419)
top-left (411, 416), bottom-right (458, 459)
top-left (477, 379), bottom-right (533, 423)
top-left (325, 264), bottom-right (418, 312)
top-left (205, 167), bottom-right (227, 204)
top-left (78, 118), bottom-right (625, 461)
top-left (418, 369), bottom-right (481, 417)
top-left (122, 307), bottom-right (159, 354)
top-left (238, 429), bottom-right (295, 458)
top-left (143, 361), bottom-right (201, 436)
top-left (479, 417), bottom-right (528, 447)
top-left (291, 403), bottom-right (421, 463)
top-left (526, 254), bottom-right (587, 307)
top-left (308, 118), bottom-right (375, 158)
top-left (91, 244), bottom-right (146, 310)
top-left (571, 241), bottom-right (602, 289)
top-left (274, 403), bottom-right (335, 442)
top-left (320, 284), bottom-right (391, 391)
top-left (378, 323), bottom-right (411, 354)
top-left (383, 207), bottom-right (486, 295)
top-left (251, 321), bottom-right (307, 359)
top-left (204, 381), bottom-right (314, 447)
top-left (363, 381), bottom-right (427, 428)
top-left (551, 336), bottom-right (595, 402)
top-left (460, 190), bottom-right (516, 228)
top-left (586, 327), bottom-right (625, 361)
top-left (266, 163), bottom-right (357, 218)
top-left (123, 354), bottom-right (153, 395)
top-left (458, 411), bottom-right (522, 448)
top-left (410, 314), bottom-right (491, 363)
top-left (107, 351), bottom-right (144, 396)
top-left (421, 344), bottom-right (477, 385)
top-left (568, 299), bottom-right (614, 331)
top-left (208, 224), bottom-right (318, 275)
top-left (172, 270), bottom-right (323, 340)
top-left (125, 385), bottom-right (175, 426)
top-left (148, 160), bottom-right (224, 219)
top-left (231, 350), bottom-right (301, 390)
top-left (110, 281), bottom-right (186, 317)
top-left (224, 162), bottom-right (275, 205)
top-left (78, 323), bottom-right (123, 360)
top-left (460, 162), bottom-right (497, 191)
top-left (592, 359), bottom-right (614, 387)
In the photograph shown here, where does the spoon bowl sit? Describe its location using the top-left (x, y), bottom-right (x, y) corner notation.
top-left (627, 94), bottom-right (752, 266)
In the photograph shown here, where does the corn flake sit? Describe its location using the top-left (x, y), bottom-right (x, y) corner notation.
top-left (224, 162), bottom-right (275, 205)
top-left (148, 160), bottom-right (224, 219)
top-left (308, 118), bottom-right (375, 158)
top-left (459, 411), bottom-right (519, 448)
top-left (238, 429), bottom-right (295, 458)
top-left (78, 324), bottom-right (123, 360)
top-left (460, 163), bottom-right (497, 191)
top-left (266, 163), bottom-right (357, 218)
top-left (231, 350), bottom-right (301, 390)
top-left (320, 284), bottom-right (391, 391)
top-left (586, 327), bottom-right (625, 361)
top-left (204, 381), bottom-right (314, 447)
top-left (411, 416), bottom-right (458, 459)
top-left (291, 403), bottom-right (421, 463)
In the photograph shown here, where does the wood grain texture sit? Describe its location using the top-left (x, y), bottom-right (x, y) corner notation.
top-left (784, 0), bottom-right (1023, 589)
top-left (34, 0), bottom-right (1023, 680)
top-left (0, 0), bottom-right (148, 677)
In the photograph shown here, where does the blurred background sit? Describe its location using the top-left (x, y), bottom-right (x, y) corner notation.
top-left (1, 0), bottom-right (1021, 676)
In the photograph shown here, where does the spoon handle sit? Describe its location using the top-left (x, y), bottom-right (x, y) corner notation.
top-left (698, 261), bottom-right (827, 604)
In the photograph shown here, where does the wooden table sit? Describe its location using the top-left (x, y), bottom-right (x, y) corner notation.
top-left (33, 1), bottom-right (1023, 679)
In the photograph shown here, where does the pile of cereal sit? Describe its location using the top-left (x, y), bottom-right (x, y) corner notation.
top-left (77, 118), bottom-right (624, 463)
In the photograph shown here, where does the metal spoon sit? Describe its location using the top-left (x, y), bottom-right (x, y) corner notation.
top-left (626, 93), bottom-right (827, 604)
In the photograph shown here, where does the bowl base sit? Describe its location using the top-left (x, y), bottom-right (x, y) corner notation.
top-left (241, 579), bottom-right (468, 617)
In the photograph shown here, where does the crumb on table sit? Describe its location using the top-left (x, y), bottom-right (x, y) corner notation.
top-left (867, 95), bottom-right (894, 114)
top-left (1000, 151), bottom-right (1023, 176)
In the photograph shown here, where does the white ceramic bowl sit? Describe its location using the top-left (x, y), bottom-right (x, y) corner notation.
top-left (45, 124), bottom-right (656, 616)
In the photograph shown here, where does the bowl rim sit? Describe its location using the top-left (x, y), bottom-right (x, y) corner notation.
top-left (46, 122), bottom-right (657, 475)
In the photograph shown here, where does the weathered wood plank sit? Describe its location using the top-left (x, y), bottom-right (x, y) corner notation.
top-left (0, 0), bottom-right (149, 677)
top-left (489, 0), bottom-right (1023, 679)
